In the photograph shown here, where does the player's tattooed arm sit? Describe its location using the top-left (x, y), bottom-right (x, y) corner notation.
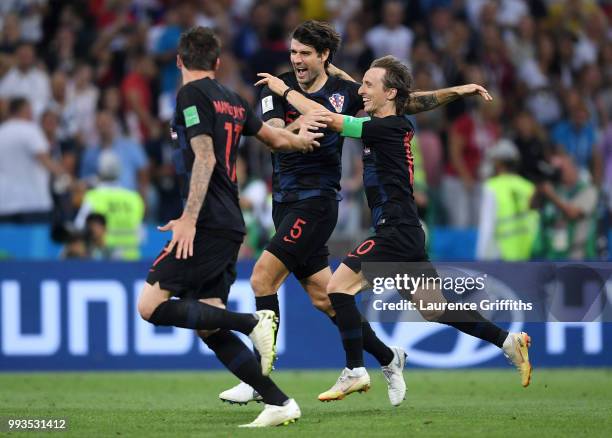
top-left (157, 134), bottom-right (215, 259)
top-left (183, 134), bottom-right (216, 222)
top-left (406, 84), bottom-right (492, 114)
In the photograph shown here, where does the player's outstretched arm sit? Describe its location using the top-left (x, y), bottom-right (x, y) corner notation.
top-left (157, 134), bottom-right (215, 259)
top-left (327, 63), bottom-right (357, 82)
top-left (256, 73), bottom-right (344, 131)
top-left (256, 115), bottom-right (325, 153)
top-left (405, 84), bottom-right (492, 114)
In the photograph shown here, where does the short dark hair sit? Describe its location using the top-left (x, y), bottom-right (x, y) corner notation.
top-left (86, 213), bottom-right (106, 227)
top-left (370, 56), bottom-right (414, 114)
top-left (291, 20), bottom-right (340, 67)
top-left (178, 26), bottom-right (221, 71)
top-left (8, 97), bottom-right (29, 115)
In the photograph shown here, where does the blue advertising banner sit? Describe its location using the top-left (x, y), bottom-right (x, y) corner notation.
top-left (1, 261), bottom-right (611, 371)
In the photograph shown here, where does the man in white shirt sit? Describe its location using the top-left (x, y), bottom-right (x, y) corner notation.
top-left (365, 0), bottom-right (414, 65)
top-left (0, 42), bottom-right (50, 119)
top-left (0, 98), bottom-right (64, 222)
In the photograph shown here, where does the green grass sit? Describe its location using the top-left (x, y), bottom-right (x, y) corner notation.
top-left (1, 370), bottom-right (611, 437)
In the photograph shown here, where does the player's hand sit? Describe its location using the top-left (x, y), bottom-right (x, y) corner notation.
top-left (301, 109), bottom-right (332, 130)
top-left (255, 73), bottom-right (289, 96)
top-left (297, 120), bottom-right (324, 153)
top-left (157, 216), bottom-right (197, 259)
top-left (455, 84), bottom-right (492, 101)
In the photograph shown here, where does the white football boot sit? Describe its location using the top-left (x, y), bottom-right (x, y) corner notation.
top-left (248, 310), bottom-right (277, 376)
top-left (381, 346), bottom-right (407, 406)
top-left (318, 367), bottom-right (371, 402)
top-left (219, 381), bottom-right (263, 405)
top-left (238, 398), bottom-right (301, 427)
top-left (502, 332), bottom-right (532, 387)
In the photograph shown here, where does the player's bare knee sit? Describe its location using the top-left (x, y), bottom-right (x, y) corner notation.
top-left (250, 267), bottom-right (276, 297)
top-left (326, 277), bottom-right (355, 295)
top-left (137, 283), bottom-right (166, 321)
top-left (312, 296), bottom-right (333, 314)
top-left (199, 297), bottom-right (225, 309)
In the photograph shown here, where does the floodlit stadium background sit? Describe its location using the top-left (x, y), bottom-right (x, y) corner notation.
top-left (0, 0), bottom-right (611, 372)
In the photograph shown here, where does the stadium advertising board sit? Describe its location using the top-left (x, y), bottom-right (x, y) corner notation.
top-left (1, 261), bottom-right (611, 371)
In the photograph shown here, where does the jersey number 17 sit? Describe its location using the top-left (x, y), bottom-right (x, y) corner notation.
top-left (223, 122), bottom-right (243, 182)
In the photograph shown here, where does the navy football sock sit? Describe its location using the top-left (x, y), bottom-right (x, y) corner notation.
top-left (438, 309), bottom-right (508, 348)
top-left (328, 315), bottom-right (394, 366)
top-left (329, 292), bottom-right (364, 369)
top-left (148, 299), bottom-right (257, 335)
top-left (202, 330), bottom-right (288, 406)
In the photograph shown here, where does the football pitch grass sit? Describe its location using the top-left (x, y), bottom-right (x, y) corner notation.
top-left (1, 369), bottom-right (611, 437)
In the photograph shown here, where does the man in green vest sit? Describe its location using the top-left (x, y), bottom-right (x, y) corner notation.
top-left (477, 139), bottom-right (538, 261)
top-left (74, 150), bottom-right (145, 260)
top-left (531, 153), bottom-right (598, 260)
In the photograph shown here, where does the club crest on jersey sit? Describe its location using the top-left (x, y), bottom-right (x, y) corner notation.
top-left (329, 93), bottom-right (345, 113)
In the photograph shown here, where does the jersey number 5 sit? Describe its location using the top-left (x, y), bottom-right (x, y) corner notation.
top-left (224, 122), bottom-right (243, 182)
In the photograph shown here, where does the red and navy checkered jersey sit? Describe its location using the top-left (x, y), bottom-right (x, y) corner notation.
top-left (260, 72), bottom-right (363, 203)
top-left (171, 77), bottom-right (262, 238)
top-left (360, 115), bottom-right (420, 229)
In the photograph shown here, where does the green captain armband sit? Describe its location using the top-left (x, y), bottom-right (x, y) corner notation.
top-left (341, 116), bottom-right (371, 138)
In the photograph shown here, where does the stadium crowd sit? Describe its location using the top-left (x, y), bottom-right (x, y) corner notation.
top-left (0, 0), bottom-right (610, 260)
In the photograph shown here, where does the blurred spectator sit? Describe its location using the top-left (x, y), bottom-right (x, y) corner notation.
top-left (427, 6), bottom-right (452, 52)
top-left (442, 79), bottom-right (502, 228)
top-left (512, 111), bottom-right (550, 183)
top-left (532, 153), bottom-right (598, 260)
top-left (145, 121), bottom-right (182, 224)
top-left (71, 63), bottom-right (99, 145)
top-left (0, 13), bottom-right (21, 53)
top-left (365, 0), bottom-right (413, 64)
top-left (477, 139), bottom-right (537, 261)
top-left (236, 155), bottom-right (271, 259)
top-left (326, 0), bottom-right (361, 36)
top-left (84, 212), bottom-right (112, 259)
top-left (75, 150), bottom-right (145, 260)
top-left (597, 123), bottom-right (612, 213)
top-left (411, 39), bottom-right (445, 89)
top-left (80, 110), bottom-right (149, 203)
top-left (505, 15), bottom-right (536, 68)
top-left (517, 33), bottom-right (562, 127)
top-left (478, 24), bottom-right (515, 101)
top-left (41, 108), bottom-right (77, 224)
top-left (0, 42), bottom-right (50, 117)
top-left (48, 70), bottom-right (78, 141)
top-left (232, 2), bottom-right (270, 63)
top-left (152, 3), bottom-right (195, 119)
top-left (0, 98), bottom-right (63, 223)
top-left (248, 23), bottom-right (289, 81)
top-left (217, 52), bottom-right (254, 106)
top-left (45, 25), bottom-right (77, 73)
top-left (551, 93), bottom-right (602, 184)
top-left (120, 52), bottom-right (157, 142)
top-left (98, 85), bottom-right (128, 136)
top-left (333, 18), bottom-right (373, 80)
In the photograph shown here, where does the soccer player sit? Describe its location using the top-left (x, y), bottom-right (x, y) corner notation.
top-left (222, 20), bottom-right (496, 407)
top-left (137, 27), bottom-right (324, 427)
top-left (256, 55), bottom-right (532, 402)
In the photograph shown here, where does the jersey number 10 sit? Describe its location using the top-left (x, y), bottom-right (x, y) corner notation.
top-left (224, 122), bottom-right (243, 182)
